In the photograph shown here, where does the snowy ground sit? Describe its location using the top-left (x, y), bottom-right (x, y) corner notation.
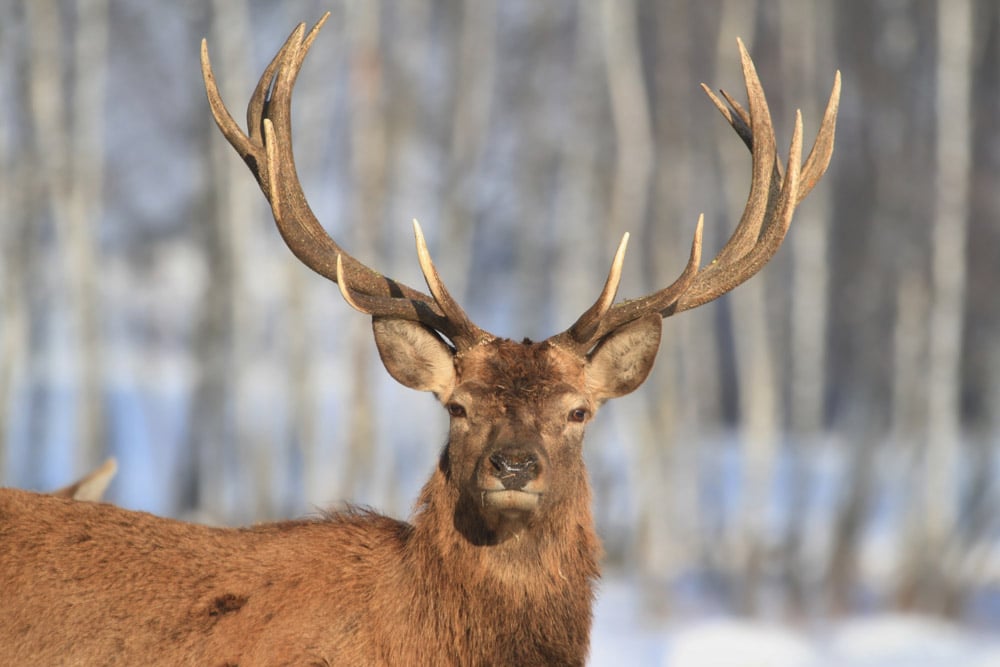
top-left (590, 577), bottom-right (1000, 667)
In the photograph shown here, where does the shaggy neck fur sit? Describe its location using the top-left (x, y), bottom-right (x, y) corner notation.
top-left (399, 459), bottom-right (602, 666)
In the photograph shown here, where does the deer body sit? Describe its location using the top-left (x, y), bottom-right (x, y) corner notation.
top-left (1, 484), bottom-right (593, 665)
top-left (0, 14), bottom-right (839, 665)
top-left (2, 339), bottom-right (609, 666)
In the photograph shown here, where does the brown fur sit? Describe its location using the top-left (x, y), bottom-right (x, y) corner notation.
top-left (0, 488), bottom-right (595, 665)
top-left (0, 333), bottom-right (660, 666)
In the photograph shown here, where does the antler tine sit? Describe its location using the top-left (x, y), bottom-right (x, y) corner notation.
top-left (327, 223), bottom-right (487, 346)
top-left (245, 25), bottom-right (302, 151)
top-left (561, 233), bottom-right (630, 344)
top-left (553, 39), bottom-right (838, 352)
top-left (702, 62), bottom-right (841, 206)
top-left (412, 220), bottom-right (490, 346)
top-left (332, 251), bottom-right (457, 333)
top-left (203, 15), bottom-right (490, 348)
top-left (704, 38), bottom-right (779, 270)
top-left (798, 71), bottom-right (841, 201)
top-left (700, 83), bottom-right (753, 152)
top-left (552, 219), bottom-right (703, 352)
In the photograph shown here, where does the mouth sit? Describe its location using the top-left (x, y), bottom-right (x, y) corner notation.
top-left (481, 489), bottom-right (542, 515)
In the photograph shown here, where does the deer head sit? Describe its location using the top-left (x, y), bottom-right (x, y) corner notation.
top-left (201, 14), bottom-right (840, 543)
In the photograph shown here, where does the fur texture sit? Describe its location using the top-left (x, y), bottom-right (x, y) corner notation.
top-left (0, 330), bottom-right (664, 665)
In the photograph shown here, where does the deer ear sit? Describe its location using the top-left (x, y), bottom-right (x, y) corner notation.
top-left (372, 319), bottom-right (456, 396)
top-left (585, 314), bottom-right (662, 402)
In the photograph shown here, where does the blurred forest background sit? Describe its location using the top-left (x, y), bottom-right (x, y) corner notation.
top-left (1, 0), bottom-right (998, 627)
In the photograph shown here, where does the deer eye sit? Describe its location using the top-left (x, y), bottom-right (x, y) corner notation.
top-left (447, 403), bottom-right (467, 418)
top-left (568, 408), bottom-right (589, 423)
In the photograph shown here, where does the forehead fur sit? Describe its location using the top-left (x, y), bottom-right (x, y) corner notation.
top-left (456, 339), bottom-right (585, 401)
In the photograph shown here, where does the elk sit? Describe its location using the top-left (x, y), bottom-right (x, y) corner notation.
top-left (0, 14), bottom-right (839, 666)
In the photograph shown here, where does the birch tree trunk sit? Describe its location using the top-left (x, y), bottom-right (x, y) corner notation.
top-left (551, 2), bottom-right (603, 335)
top-left (778, 0), bottom-right (833, 614)
top-left (444, 0), bottom-right (497, 314)
top-left (0, 16), bottom-right (30, 480)
top-left (68, 0), bottom-right (109, 471)
top-left (716, 0), bottom-right (781, 615)
top-left (185, 0), bottom-right (254, 521)
top-left (943, 0), bottom-right (1000, 616)
top-left (208, 0), bottom-right (274, 523)
top-left (639, 0), bottom-right (703, 585)
top-left (26, 0), bottom-right (108, 481)
top-left (915, 0), bottom-right (973, 612)
top-left (600, 0), bottom-right (674, 578)
top-left (342, 0), bottom-right (384, 503)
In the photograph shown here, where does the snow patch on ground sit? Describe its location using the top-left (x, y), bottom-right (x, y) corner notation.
top-left (667, 619), bottom-right (816, 667)
top-left (591, 577), bottom-right (1000, 666)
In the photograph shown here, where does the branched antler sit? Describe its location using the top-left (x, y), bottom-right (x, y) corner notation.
top-left (202, 14), bottom-right (490, 349)
top-left (552, 39), bottom-right (840, 353)
top-left (204, 19), bottom-right (839, 356)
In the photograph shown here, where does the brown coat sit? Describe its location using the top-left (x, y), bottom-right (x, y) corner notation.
top-left (1, 466), bottom-right (599, 666)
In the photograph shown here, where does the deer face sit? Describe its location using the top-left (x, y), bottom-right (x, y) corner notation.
top-left (446, 339), bottom-right (591, 522)
top-left (372, 316), bottom-right (662, 538)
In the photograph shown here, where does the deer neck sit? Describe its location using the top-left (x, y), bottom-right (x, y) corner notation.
top-left (375, 465), bottom-right (595, 665)
top-left (406, 462), bottom-right (602, 594)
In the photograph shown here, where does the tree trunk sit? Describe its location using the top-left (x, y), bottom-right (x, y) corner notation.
top-left (916, 0), bottom-right (972, 612)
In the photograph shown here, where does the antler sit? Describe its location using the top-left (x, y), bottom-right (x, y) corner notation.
top-left (552, 39), bottom-right (841, 353)
top-left (201, 14), bottom-right (490, 350)
top-left (204, 19), bottom-right (838, 356)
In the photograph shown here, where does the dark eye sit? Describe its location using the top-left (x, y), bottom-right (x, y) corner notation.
top-left (447, 403), bottom-right (467, 418)
top-left (568, 408), bottom-right (589, 423)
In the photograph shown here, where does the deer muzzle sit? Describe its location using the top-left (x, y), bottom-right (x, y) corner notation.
top-left (478, 447), bottom-right (547, 514)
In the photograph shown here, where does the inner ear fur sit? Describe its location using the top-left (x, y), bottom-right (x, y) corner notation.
top-left (585, 314), bottom-right (662, 402)
top-left (372, 319), bottom-right (456, 397)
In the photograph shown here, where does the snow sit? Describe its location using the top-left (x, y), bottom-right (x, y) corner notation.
top-left (590, 577), bottom-right (1000, 667)
top-left (666, 619), bottom-right (817, 667)
top-left (821, 615), bottom-right (1000, 667)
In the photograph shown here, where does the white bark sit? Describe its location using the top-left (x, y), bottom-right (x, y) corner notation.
top-left (342, 0), bottom-right (384, 503)
top-left (716, 0), bottom-right (779, 613)
top-left (925, 0), bottom-right (972, 569)
top-left (204, 0), bottom-right (255, 520)
top-left (70, 0), bottom-right (110, 475)
top-left (782, 0), bottom-right (829, 438)
top-left (26, 0), bottom-right (108, 476)
top-left (598, 0), bottom-right (672, 575)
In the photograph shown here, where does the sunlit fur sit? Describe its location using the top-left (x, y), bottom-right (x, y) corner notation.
top-left (0, 336), bottom-right (635, 666)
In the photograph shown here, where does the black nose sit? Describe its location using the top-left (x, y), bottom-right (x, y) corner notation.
top-left (489, 451), bottom-right (539, 490)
